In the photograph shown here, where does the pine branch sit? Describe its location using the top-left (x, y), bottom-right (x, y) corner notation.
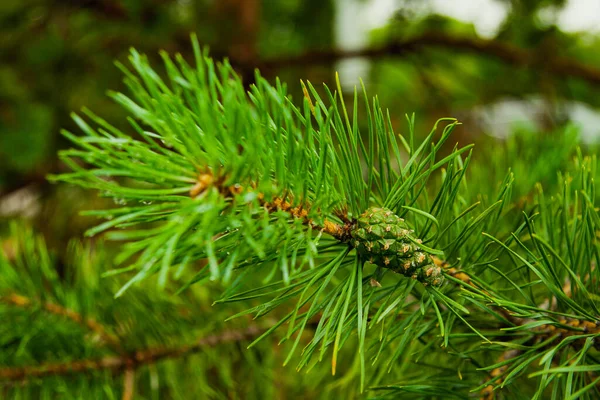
top-left (189, 170), bottom-right (353, 241)
top-left (444, 264), bottom-right (600, 346)
top-left (41, 37), bottom-right (600, 397)
top-left (255, 32), bottom-right (600, 86)
top-left (0, 325), bottom-right (264, 383)
top-left (0, 293), bottom-right (122, 352)
top-left (444, 258), bottom-right (600, 398)
top-left (471, 277), bottom-right (599, 399)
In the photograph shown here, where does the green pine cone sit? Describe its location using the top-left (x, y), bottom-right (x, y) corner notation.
top-left (350, 207), bottom-right (444, 287)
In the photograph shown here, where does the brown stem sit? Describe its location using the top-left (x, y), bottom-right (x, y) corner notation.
top-left (122, 368), bottom-right (135, 400)
top-left (1, 293), bottom-right (122, 352)
top-left (0, 325), bottom-right (264, 382)
top-left (189, 171), bottom-right (354, 242)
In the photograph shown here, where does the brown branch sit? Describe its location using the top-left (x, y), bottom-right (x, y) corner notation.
top-left (1, 293), bottom-right (122, 352)
top-left (0, 325), bottom-right (264, 382)
top-left (254, 32), bottom-right (600, 86)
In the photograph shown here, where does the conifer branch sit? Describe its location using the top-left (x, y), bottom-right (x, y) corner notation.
top-left (464, 279), bottom-right (599, 342)
top-left (441, 260), bottom-right (600, 347)
top-left (0, 325), bottom-right (264, 383)
top-left (256, 32), bottom-right (600, 86)
top-left (444, 261), bottom-right (600, 399)
top-left (189, 170), bottom-right (354, 242)
top-left (0, 293), bottom-right (122, 352)
top-left (39, 38), bottom-right (599, 397)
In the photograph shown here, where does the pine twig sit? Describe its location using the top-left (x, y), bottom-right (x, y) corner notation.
top-left (441, 264), bottom-right (599, 399)
top-left (254, 32), bottom-right (600, 86)
top-left (122, 367), bottom-right (135, 400)
top-left (189, 171), bottom-right (354, 242)
top-left (440, 261), bottom-right (600, 344)
top-left (0, 293), bottom-right (122, 352)
top-left (0, 325), bottom-right (264, 383)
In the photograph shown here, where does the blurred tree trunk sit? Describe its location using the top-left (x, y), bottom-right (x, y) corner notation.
top-left (214, 0), bottom-right (261, 83)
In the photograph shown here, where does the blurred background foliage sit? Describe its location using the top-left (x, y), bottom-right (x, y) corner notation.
top-left (2, 0), bottom-right (600, 395)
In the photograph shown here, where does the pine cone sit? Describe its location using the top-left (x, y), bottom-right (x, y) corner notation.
top-left (351, 207), bottom-right (444, 287)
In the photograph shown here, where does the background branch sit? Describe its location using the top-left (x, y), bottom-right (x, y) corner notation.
top-left (1, 293), bottom-right (122, 352)
top-left (253, 32), bottom-right (600, 86)
top-left (0, 325), bottom-right (264, 383)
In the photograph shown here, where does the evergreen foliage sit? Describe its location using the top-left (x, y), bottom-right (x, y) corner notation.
top-left (1, 36), bottom-right (599, 399)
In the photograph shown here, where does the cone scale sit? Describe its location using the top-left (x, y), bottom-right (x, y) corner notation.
top-left (350, 207), bottom-right (444, 287)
